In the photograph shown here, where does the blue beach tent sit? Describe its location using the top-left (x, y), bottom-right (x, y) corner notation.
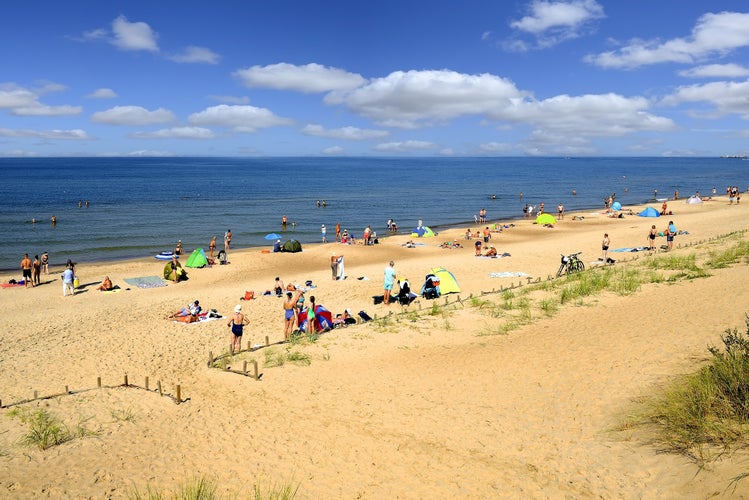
top-left (638, 207), bottom-right (660, 218)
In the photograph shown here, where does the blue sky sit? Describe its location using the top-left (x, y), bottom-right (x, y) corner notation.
top-left (2, 1), bottom-right (749, 157)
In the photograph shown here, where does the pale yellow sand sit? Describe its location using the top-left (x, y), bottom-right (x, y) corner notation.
top-left (1, 197), bottom-right (749, 498)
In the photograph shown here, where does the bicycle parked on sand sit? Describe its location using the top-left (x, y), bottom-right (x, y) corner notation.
top-left (557, 252), bottom-right (585, 277)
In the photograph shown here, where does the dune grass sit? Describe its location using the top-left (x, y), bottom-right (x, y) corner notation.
top-left (262, 347), bottom-right (312, 368)
top-left (645, 318), bottom-right (749, 464)
top-left (129, 476), bottom-right (300, 500)
top-left (8, 407), bottom-right (96, 450)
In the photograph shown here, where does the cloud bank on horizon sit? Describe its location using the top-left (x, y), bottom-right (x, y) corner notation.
top-left (1, 1), bottom-right (749, 157)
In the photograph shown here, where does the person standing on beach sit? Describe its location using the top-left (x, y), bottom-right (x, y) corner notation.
top-left (331, 253), bottom-right (342, 280)
top-left (283, 291), bottom-right (300, 339)
top-left (20, 254), bottom-right (33, 288)
top-left (41, 251), bottom-right (49, 274)
top-left (557, 203), bottom-right (564, 220)
top-left (228, 304), bottom-right (249, 354)
top-left (321, 224), bottom-right (327, 243)
top-left (208, 235), bottom-right (217, 259)
top-left (383, 261), bottom-right (396, 306)
top-left (32, 255), bottom-right (41, 286)
top-left (666, 221), bottom-right (676, 251)
top-left (306, 296), bottom-right (318, 334)
top-left (602, 233), bottom-right (610, 262)
top-left (648, 225), bottom-right (657, 251)
top-left (224, 229), bottom-right (232, 253)
top-left (62, 266), bottom-right (75, 296)
top-left (335, 222), bottom-right (341, 242)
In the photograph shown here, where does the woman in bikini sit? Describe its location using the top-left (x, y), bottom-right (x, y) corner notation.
top-left (283, 291), bottom-right (301, 340)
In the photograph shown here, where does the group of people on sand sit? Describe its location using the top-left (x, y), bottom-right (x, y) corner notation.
top-left (19, 253), bottom-right (47, 288)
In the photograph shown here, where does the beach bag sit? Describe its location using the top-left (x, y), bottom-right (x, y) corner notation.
top-left (358, 311), bottom-right (373, 322)
top-left (241, 291), bottom-right (254, 301)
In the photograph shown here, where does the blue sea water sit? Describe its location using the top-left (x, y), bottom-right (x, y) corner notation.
top-left (0, 156), bottom-right (746, 272)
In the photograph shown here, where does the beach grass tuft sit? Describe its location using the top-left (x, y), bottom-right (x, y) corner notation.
top-left (253, 478), bottom-right (301, 499)
top-left (264, 348), bottom-right (286, 368)
top-left (539, 298), bottom-right (558, 317)
top-left (705, 240), bottom-right (749, 269)
top-left (129, 475), bottom-right (300, 499)
top-left (7, 408), bottom-right (94, 450)
top-left (110, 407), bottom-right (137, 423)
top-left (646, 318), bottom-right (749, 464)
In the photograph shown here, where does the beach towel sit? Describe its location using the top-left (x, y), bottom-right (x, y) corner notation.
top-left (489, 272), bottom-right (529, 278)
top-left (1, 282), bottom-right (25, 288)
top-left (123, 276), bottom-right (168, 289)
top-left (174, 310), bottom-right (223, 324)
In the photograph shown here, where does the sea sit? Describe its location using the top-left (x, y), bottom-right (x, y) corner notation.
top-left (1, 156), bottom-right (747, 272)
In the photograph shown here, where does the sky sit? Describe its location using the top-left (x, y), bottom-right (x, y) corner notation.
top-left (2, 0), bottom-right (749, 157)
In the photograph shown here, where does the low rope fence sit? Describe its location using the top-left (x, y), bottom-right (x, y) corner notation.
top-left (0, 374), bottom-right (185, 409)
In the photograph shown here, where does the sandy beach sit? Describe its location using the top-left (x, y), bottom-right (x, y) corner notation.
top-left (2, 197), bottom-right (749, 498)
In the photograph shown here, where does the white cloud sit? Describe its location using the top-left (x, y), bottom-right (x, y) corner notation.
top-left (662, 80), bottom-right (749, 119)
top-left (188, 104), bottom-right (293, 132)
top-left (91, 105), bottom-right (175, 125)
top-left (168, 46), bottom-right (220, 64)
top-left (679, 63), bottom-right (749, 79)
top-left (234, 63), bottom-right (366, 93)
top-left (322, 146), bottom-right (344, 155)
top-left (87, 88), bottom-right (118, 99)
top-left (111, 15), bottom-right (159, 52)
top-left (326, 69), bottom-right (527, 128)
top-left (0, 87), bottom-right (42, 109)
top-left (0, 127), bottom-right (90, 140)
top-left (208, 95), bottom-right (250, 104)
top-left (130, 127), bottom-right (216, 139)
top-left (507, 0), bottom-right (604, 50)
top-left (586, 11), bottom-right (749, 69)
top-left (479, 142), bottom-right (514, 153)
top-left (0, 84), bottom-right (80, 116)
top-left (373, 140), bottom-right (436, 153)
top-left (301, 124), bottom-right (389, 140)
top-left (500, 93), bottom-right (675, 137)
top-left (11, 105), bottom-right (81, 116)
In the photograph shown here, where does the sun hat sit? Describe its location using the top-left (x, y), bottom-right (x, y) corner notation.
top-left (234, 304), bottom-right (242, 313)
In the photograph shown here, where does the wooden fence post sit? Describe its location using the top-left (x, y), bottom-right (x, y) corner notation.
top-left (176, 385), bottom-right (181, 404)
top-left (252, 360), bottom-right (258, 380)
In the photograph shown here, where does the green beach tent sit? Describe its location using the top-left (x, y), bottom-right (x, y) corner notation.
top-left (282, 239), bottom-right (303, 253)
top-left (185, 247), bottom-right (209, 268)
top-left (535, 213), bottom-right (557, 225)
